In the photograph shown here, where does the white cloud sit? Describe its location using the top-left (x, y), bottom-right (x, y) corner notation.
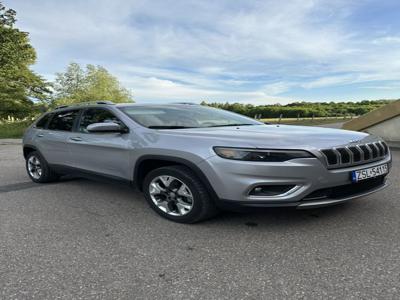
top-left (262, 82), bottom-right (295, 95)
top-left (302, 75), bottom-right (356, 89)
top-left (119, 76), bottom-right (289, 104)
top-left (8, 0), bottom-right (400, 103)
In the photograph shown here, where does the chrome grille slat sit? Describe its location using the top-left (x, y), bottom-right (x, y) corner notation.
top-left (376, 142), bottom-right (385, 156)
top-left (320, 141), bottom-right (389, 169)
top-left (355, 145), bottom-right (365, 161)
top-left (347, 147), bottom-right (353, 164)
top-left (368, 143), bottom-right (379, 158)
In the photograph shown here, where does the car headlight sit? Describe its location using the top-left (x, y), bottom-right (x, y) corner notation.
top-left (213, 147), bottom-right (314, 162)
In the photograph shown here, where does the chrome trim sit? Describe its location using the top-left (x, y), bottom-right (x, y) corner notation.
top-left (345, 147), bottom-right (354, 164)
top-left (247, 184), bottom-right (303, 200)
top-left (320, 141), bottom-right (388, 169)
top-left (355, 145), bottom-right (365, 161)
top-left (332, 148), bottom-right (342, 165)
top-left (365, 144), bottom-right (373, 159)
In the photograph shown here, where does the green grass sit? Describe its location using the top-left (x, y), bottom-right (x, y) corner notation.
top-left (261, 117), bottom-right (350, 126)
top-left (0, 120), bottom-right (32, 139)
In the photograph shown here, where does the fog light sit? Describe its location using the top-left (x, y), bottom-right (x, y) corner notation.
top-left (249, 185), bottom-right (296, 196)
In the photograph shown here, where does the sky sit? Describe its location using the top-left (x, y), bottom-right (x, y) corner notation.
top-left (7, 0), bottom-right (400, 104)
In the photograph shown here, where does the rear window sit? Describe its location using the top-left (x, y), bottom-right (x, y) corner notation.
top-left (48, 110), bottom-right (80, 132)
top-left (35, 113), bottom-right (52, 129)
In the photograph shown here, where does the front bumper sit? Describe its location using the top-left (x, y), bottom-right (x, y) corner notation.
top-left (197, 152), bottom-right (392, 208)
top-left (218, 177), bottom-right (389, 210)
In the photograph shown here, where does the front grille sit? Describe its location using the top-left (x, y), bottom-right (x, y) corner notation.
top-left (303, 176), bottom-right (386, 201)
top-left (320, 141), bottom-right (389, 169)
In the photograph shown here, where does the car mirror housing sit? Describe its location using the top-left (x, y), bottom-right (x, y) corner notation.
top-left (86, 122), bottom-right (125, 133)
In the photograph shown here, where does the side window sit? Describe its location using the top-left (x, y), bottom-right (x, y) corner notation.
top-left (79, 108), bottom-right (123, 133)
top-left (35, 113), bottom-right (52, 129)
top-left (48, 110), bottom-right (80, 132)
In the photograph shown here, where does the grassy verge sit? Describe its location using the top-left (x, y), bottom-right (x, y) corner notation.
top-left (0, 120), bottom-right (32, 139)
top-left (261, 117), bottom-right (350, 126)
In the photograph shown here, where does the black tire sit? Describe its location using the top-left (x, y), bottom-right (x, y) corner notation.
top-left (143, 165), bottom-right (218, 223)
top-left (25, 151), bottom-right (59, 183)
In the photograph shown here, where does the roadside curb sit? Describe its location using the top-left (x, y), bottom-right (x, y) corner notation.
top-left (0, 139), bottom-right (22, 145)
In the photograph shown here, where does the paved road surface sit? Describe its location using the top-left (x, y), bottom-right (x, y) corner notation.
top-left (1, 144), bottom-right (399, 299)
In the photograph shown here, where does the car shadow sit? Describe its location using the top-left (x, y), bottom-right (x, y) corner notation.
top-left (56, 175), bottom-right (362, 228)
top-left (210, 203), bottom-right (353, 227)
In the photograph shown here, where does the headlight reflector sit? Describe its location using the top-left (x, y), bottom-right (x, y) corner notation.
top-left (213, 147), bottom-right (313, 162)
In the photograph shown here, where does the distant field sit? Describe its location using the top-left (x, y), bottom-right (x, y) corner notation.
top-left (261, 117), bottom-right (352, 126)
top-left (0, 120), bottom-right (31, 139)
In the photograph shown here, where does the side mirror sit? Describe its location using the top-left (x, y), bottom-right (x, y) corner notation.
top-left (87, 122), bottom-right (126, 133)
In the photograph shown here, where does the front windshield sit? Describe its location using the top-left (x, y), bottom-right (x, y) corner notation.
top-left (118, 105), bottom-right (263, 129)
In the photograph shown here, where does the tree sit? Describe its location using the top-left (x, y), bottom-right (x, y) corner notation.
top-left (53, 63), bottom-right (133, 106)
top-left (0, 2), bottom-right (50, 119)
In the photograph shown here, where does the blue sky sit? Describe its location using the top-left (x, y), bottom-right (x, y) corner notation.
top-left (7, 0), bottom-right (400, 104)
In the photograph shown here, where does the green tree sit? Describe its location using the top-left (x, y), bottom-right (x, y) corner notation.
top-left (0, 2), bottom-right (50, 118)
top-left (201, 100), bottom-right (393, 118)
top-left (53, 63), bottom-right (133, 106)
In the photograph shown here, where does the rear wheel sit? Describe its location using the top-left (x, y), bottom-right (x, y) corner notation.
top-left (143, 165), bottom-right (218, 223)
top-left (26, 151), bottom-right (59, 183)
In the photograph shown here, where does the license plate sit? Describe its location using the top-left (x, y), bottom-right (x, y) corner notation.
top-left (351, 164), bottom-right (388, 183)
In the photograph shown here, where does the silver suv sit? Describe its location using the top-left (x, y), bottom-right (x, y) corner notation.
top-left (23, 101), bottom-right (392, 223)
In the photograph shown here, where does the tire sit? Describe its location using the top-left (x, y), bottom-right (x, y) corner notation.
top-left (26, 151), bottom-right (59, 183)
top-left (143, 165), bottom-right (218, 223)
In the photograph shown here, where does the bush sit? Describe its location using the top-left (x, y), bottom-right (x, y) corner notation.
top-left (0, 120), bottom-right (32, 138)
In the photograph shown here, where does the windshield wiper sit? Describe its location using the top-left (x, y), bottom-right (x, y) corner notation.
top-left (148, 125), bottom-right (197, 129)
top-left (206, 123), bottom-right (257, 127)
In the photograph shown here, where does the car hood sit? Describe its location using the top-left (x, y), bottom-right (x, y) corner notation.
top-left (158, 124), bottom-right (376, 150)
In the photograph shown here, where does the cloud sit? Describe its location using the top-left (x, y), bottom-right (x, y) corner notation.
top-left (8, 0), bottom-right (400, 102)
top-left (119, 76), bottom-right (288, 104)
top-left (262, 82), bottom-right (296, 95)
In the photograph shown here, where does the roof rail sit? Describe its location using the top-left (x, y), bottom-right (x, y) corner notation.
top-left (54, 101), bottom-right (115, 110)
top-left (54, 105), bottom-right (69, 110)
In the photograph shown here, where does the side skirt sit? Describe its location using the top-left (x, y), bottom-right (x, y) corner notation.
top-left (49, 164), bottom-right (134, 187)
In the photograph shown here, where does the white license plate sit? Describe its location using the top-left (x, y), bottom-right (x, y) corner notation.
top-left (351, 164), bottom-right (388, 182)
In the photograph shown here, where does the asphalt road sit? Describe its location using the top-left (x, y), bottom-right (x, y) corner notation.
top-left (1, 143), bottom-right (399, 299)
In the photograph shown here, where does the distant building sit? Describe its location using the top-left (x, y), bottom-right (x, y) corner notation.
top-left (342, 100), bottom-right (400, 142)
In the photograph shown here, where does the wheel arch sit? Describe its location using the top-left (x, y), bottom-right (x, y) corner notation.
top-left (23, 144), bottom-right (39, 159)
top-left (134, 155), bottom-right (219, 202)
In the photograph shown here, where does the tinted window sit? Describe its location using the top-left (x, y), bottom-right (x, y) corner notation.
top-left (79, 108), bottom-right (122, 133)
top-left (35, 113), bottom-right (52, 129)
top-left (48, 110), bottom-right (80, 131)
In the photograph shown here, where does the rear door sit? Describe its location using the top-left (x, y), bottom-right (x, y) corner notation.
top-left (37, 109), bottom-right (80, 165)
top-left (67, 108), bottom-right (131, 180)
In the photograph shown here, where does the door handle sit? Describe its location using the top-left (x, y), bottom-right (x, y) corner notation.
top-left (69, 137), bottom-right (83, 142)
top-left (37, 134), bottom-right (44, 137)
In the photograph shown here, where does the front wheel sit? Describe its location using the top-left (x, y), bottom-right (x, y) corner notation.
top-left (143, 165), bottom-right (218, 223)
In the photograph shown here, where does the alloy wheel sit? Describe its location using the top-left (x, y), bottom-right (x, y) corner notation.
top-left (27, 155), bottom-right (42, 180)
top-left (149, 175), bottom-right (194, 216)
